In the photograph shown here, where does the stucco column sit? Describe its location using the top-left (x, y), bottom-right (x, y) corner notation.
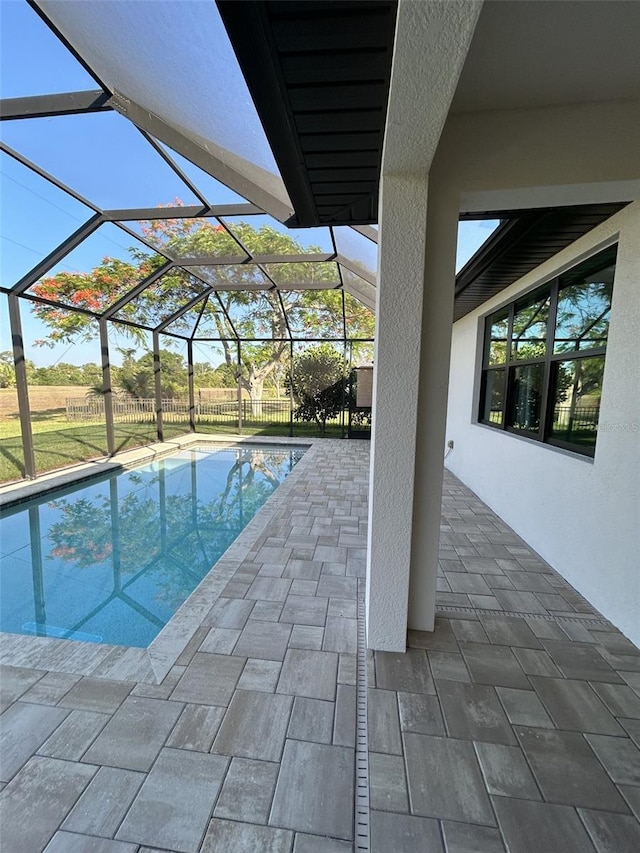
top-left (366, 168), bottom-right (460, 648)
top-left (408, 176), bottom-right (460, 632)
top-left (366, 172), bottom-right (430, 651)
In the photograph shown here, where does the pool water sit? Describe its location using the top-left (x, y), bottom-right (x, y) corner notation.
top-left (0, 444), bottom-right (304, 647)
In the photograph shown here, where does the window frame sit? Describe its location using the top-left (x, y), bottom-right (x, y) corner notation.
top-left (477, 245), bottom-right (617, 458)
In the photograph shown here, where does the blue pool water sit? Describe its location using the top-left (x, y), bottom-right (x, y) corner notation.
top-left (0, 444), bottom-right (305, 647)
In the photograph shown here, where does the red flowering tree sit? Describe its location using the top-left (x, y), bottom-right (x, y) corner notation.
top-left (30, 213), bottom-right (375, 408)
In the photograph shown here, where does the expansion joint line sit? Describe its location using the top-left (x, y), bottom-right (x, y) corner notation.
top-left (355, 595), bottom-right (370, 852)
top-left (435, 604), bottom-right (612, 628)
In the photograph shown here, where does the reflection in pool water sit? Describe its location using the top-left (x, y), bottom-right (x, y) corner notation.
top-left (0, 445), bottom-right (304, 647)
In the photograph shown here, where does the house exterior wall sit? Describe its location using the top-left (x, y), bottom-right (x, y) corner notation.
top-left (445, 202), bottom-right (640, 645)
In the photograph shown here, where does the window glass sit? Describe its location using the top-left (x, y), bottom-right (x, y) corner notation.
top-left (223, 216), bottom-right (333, 255)
top-left (283, 291), bottom-right (344, 340)
top-left (550, 357), bottom-right (604, 450)
top-left (554, 267), bottom-right (614, 353)
top-left (216, 291), bottom-right (289, 340)
top-left (25, 223), bottom-right (164, 313)
top-left (478, 245), bottom-right (616, 456)
top-left (0, 151), bottom-right (94, 288)
top-left (333, 226), bottom-right (377, 275)
top-left (508, 364), bottom-right (544, 433)
top-left (190, 264), bottom-right (271, 290)
top-left (1, 112), bottom-right (200, 210)
top-left (511, 291), bottom-right (550, 360)
top-left (111, 268), bottom-right (208, 329)
top-left (344, 292), bottom-right (375, 340)
top-left (122, 218), bottom-right (245, 260)
top-left (482, 370), bottom-right (506, 426)
top-left (0, 0), bottom-right (98, 98)
top-left (486, 311), bottom-right (509, 366)
top-left (264, 262), bottom-right (341, 288)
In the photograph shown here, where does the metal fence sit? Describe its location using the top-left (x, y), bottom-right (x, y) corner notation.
top-left (553, 405), bottom-right (599, 432)
top-left (65, 396), bottom-right (294, 426)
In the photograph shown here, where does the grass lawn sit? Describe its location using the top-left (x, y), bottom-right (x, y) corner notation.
top-left (0, 414), bottom-right (345, 484)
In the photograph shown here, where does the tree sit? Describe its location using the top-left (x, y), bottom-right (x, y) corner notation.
top-left (29, 212), bottom-right (375, 412)
top-left (0, 351), bottom-right (16, 388)
top-left (192, 362), bottom-right (220, 388)
top-left (118, 349), bottom-right (187, 399)
top-left (209, 362), bottom-right (237, 389)
top-left (289, 343), bottom-right (348, 433)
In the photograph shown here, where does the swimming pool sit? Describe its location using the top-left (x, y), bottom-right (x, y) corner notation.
top-left (0, 444), bottom-right (305, 647)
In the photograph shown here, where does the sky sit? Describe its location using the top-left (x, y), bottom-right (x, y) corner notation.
top-left (0, 0), bottom-right (498, 368)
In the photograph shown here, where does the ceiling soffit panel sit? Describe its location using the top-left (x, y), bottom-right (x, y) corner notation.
top-left (35, 0), bottom-right (294, 222)
top-left (217, 0), bottom-right (398, 227)
top-left (451, 0), bottom-right (640, 114)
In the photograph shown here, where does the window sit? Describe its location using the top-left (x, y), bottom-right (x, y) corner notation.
top-left (478, 245), bottom-right (616, 457)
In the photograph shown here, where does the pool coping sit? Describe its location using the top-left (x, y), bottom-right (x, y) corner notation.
top-left (0, 433), bottom-right (319, 684)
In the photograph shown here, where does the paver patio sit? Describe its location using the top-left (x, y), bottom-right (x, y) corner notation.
top-left (1, 440), bottom-right (639, 852)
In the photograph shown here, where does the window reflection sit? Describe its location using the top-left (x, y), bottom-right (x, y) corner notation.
top-left (482, 369), bottom-right (505, 425)
top-left (554, 267), bottom-right (614, 353)
top-left (550, 357), bottom-right (604, 449)
top-left (486, 312), bottom-right (508, 365)
top-left (511, 291), bottom-right (550, 360)
top-left (478, 245), bottom-right (616, 457)
top-left (509, 364), bottom-right (543, 433)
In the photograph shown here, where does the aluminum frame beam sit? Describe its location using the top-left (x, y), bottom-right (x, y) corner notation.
top-left (178, 252), bottom-right (335, 266)
top-left (99, 319), bottom-right (116, 455)
top-left (109, 91), bottom-right (294, 224)
top-left (102, 203), bottom-right (263, 220)
top-left (0, 90), bottom-right (112, 121)
top-left (187, 340), bottom-right (196, 432)
top-left (153, 331), bottom-right (164, 442)
top-left (8, 294), bottom-right (36, 478)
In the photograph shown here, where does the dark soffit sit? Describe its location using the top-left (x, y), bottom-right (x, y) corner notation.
top-left (216, 0), bottom-right (397, 227)
top-left (453, 203), bottom-right (628, 321)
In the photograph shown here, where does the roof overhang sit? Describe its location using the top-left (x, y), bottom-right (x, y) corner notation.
top-left (454, 203), bottom-right (628, 321)
top-left (217, 0), bottom-right (398, 227)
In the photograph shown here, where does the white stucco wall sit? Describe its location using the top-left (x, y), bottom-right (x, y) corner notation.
top-left (445, 202), bottom-right (640, 646)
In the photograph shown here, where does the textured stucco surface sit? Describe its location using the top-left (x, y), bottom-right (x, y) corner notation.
top-left (383, 0), bottom-right (483, 176)
top-left (366, 173), bottom-right (430, 651)
top-left (366, 0), bottom-right (482, 652)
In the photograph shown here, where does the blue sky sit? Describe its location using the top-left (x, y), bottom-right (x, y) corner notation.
top-left (0, 0), bottom-right (498, 368)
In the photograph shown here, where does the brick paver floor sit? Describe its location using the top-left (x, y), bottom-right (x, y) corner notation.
top-left (369, 472), bottom-right (640, 853)
top-left (1, 441), bottom-right (639, 853)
